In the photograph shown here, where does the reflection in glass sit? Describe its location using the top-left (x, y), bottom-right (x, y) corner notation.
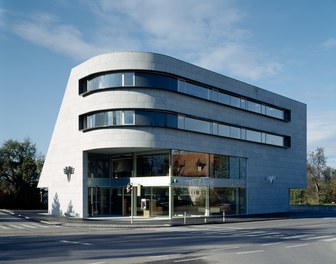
top-left (81, 71), bottom-right (288, 121)
top-left (123, 111), bottom-right (134, 125)
top-left (173, 187), bottom-right (206, 216)
top-left (209, 188), bottom-right (246, 215)
top-left (247, 101), bottom-right (262, 113)
top-left (241, 99), bottom-right (246, 109)
top-left (173, 150), bottom-right (247, 179)
top-left (184, 117), bottom-right (211, 134)
top-left (218, 92), bottom-right (230, 105)
top-left (87, 73), bottom-right (122, 91)
top-left (137, 153), bottom-right (169, 176)
top-left (218, 124), bottom-right (230, 137)
top-left (230, 127), bottom-right (241, 139)
top-left (82, 110), bottom-right (288, 147)
top-left (140, 187), bottom-right (169, 216)
top-left (173, 187), bottom-right (246, 216)
top-left (246, 130), bottom-right (262, 143)
top-left (229, 157), bottom-right (240, 179)
top-left (84, 110), bottom-right (135, 129)
top-left (230, 96), bottom-right (241, 108)
top-left (177, 79), bottom-right (186, 93)
top-left (266, 134), bottom-right (284, 146)
top-left (105, 73), bottom-right (122, 87)
top-left (186, 82), bottom-right (209, 99)
top-left (172, 151), bottom-right (209, 177)
top-left (123, 72), bottom-right (134, 86)
top-left (135, 111), bottom-right (177, 128)
top-left (88, 154), bottom-right (110, 178)
top-left (94, 112), bottom-right (105, 127)
top-left (211, 155), bottom-right (229, 178)
top-left (112, 157), bottom-right (133, 178)
top-left (266, 106), bottom-right (284, 119)
top-left (211, 90), bottom-right (218, 101)
top-left (107, 112), bottom-right (113, 126)
top-left (239, 158), bottom-right (247, 179)
top-left (136, 73), bottom-right (177, 91)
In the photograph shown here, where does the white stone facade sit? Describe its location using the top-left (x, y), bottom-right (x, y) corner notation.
top-left (38, 52), bottom-right (306, 218)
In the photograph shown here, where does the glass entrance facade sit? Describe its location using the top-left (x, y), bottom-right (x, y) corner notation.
top-left (87, 150), bottom-right (246, 217)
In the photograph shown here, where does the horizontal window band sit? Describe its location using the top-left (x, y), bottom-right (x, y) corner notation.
top-left (79, 70), bottom-right (290, 122)
top-left (79, 109), bottom-right (290, 148)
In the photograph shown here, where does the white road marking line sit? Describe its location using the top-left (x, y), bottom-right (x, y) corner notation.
top-left (225, 227), bottom-right (243, 230)
top-left (60, 240), bottom-right (71, 243)
top-left (59, 240), bottom-right (92, 246)
top-left (261, 242), bottom-right (284, 247)
top-left (236, 250), bottom-right (265, 255)
top-left (245, 231), bottom-right (267, 236)
top-left (322, 237), bottom-right (336, 242)
top-left (174, 256), bottom-right (207, 263)
top-left (282, 234), bottom-right (310, 239)
top-left (273, 234), bottom-right (286, 237)
top-left (263, 232), bottom-right (281, 236)
top-left (286, 243), bottom-right (309, 248)
top-left (0, 225), bottom-right (10, 229)
top-left (302, 235), bottom-right (332, 241)
top-left (8, 224), bottom-right (25, 229)
top-left (20, 224), bottom-right (38, 229)
top-left (31, 223), bottom-right (50, 228)
top-left (148, 255), bottom-right (177, 258)
top-left (210, 246), bottom-right (240, 252)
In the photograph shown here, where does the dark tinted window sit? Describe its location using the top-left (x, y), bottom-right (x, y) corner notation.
top-left (135, 72), bottom-right (177, 91)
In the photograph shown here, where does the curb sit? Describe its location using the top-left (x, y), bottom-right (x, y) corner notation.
top-left (1, 209), bottom-right (172, 228)
top-left (62, 222), bottom-right (172, 228)
top-left (1, 209), bottom-right (63, 226)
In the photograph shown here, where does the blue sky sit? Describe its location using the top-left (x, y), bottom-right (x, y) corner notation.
top-left (0, 0), bottom-right (335, 167)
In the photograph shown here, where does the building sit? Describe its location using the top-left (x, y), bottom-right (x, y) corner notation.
top-left (38, 51), bottom-right (306, 218)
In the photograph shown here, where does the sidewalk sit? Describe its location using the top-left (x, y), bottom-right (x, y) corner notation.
top-left (2, 208), bottom-right (336, 228)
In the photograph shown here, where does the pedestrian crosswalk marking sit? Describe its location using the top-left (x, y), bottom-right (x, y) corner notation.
top-left (0, 223), bottom-right (60, 230)
top-left (20, 224), bottom-right (38, 229)
top-left (8, 224), bottom-right (25, 229)
top-left (302, 235), bottom-right (332, 241)
top-left (322, 237), bottom-right (336, 242)
top-left (31, 223), bottom-right (50, 228)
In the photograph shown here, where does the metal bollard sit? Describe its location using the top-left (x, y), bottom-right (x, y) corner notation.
top-left (223, 211), bottom-right (226, 222)
top-left (184, 212), bottom-right (186, 224)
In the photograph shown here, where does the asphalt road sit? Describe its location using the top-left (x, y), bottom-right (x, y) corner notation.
top-left (1, 211), bottom-right (336, 264)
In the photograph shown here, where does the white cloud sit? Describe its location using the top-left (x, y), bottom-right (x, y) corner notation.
top-left (95, 0), bottom-right (246, 50)
top-left (11, 12), bottom-right (106, 60)
top-left (195, 44), bottom-right (283, 80)
top-left (321, 38), bottom-right (336, 48)
top-left (308, 111), bottom-right (336, 167)
top-left (0, 8), bottom-right (5, 28)
top-left (94, 0), bottom-right (282, 80)
top-left (6, 0), bottom-right (282, 80)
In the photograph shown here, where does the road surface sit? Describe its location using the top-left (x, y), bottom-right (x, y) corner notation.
top-left (1, 211), bottom-right (336, 263)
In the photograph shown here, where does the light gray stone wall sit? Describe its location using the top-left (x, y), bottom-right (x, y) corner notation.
top-left (39, 52), bottom-right (306, 217)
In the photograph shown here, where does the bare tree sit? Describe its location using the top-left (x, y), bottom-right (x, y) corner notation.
top-left (307, 147), bottom-right (327, 204)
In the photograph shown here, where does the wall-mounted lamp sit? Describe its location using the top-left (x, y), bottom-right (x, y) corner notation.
top-left (265, 175), bottom-right (277, 184)
top-left (63, 166), bottom-right (75, 182)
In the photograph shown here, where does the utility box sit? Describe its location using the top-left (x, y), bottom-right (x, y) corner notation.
top-left (141, 199), bottom-right (150, 210)
top-left (141, 199), bottom-right (150, 217)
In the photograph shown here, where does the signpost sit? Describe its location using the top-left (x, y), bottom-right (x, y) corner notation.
top-left (126, 183), bottom-right (134, 224)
